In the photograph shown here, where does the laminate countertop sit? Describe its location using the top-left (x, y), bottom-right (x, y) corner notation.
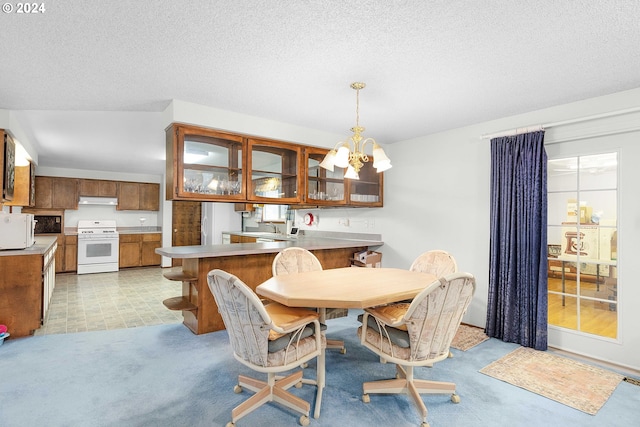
top-left (0, 236), bottom-right (58, 257)
top-left (156, 235), bottom-right (383, 259)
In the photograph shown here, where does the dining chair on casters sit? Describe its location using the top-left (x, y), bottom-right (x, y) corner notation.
top-left (410, 249), bottom-right (458, 276)
top-left (410, 249), bottom-right (459, 359)
top-left (207, 269), bottom-right (324, 427)
top-left (357, 272), bottom-right (476, 427)
top-left (272, 247), bottom-right (347, 354)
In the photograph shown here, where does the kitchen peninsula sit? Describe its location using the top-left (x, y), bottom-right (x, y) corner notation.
top-left (156, 232), bottom-right (383, 334)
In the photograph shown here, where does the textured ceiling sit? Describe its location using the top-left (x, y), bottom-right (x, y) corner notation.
top-left (1, 0), bottom-right (640, 175)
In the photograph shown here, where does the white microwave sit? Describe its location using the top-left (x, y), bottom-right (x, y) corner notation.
top-left (0, 213), bottom-right (36, 250)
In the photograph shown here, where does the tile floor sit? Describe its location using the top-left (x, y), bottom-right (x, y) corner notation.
top-left (35, 267), bottom-right (184, 336)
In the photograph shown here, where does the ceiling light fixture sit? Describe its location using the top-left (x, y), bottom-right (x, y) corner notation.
top-left (319, 82), bottom-right (391, 180)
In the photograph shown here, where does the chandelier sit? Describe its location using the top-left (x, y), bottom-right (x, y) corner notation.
top-left (319, 82), bottom-right (392, 180)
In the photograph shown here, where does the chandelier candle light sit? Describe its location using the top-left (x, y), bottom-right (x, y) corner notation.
top-left (319, 82), bottom-right (392, 179)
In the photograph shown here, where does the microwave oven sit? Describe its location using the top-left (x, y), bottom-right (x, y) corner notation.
top-left (0, 213), bottom-right (36, 250)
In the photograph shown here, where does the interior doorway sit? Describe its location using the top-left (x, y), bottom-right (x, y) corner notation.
top-left (171, 201), bottom-right (202, 267)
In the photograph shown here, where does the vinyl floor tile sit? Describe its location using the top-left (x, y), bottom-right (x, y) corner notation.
top-left (35, 266), bottom-right (183, 335)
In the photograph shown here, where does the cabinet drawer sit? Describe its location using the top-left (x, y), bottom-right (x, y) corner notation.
top-left (142, 233), bottom-right (161, 242)
top-left (119, 234), bottom-right (140, 243)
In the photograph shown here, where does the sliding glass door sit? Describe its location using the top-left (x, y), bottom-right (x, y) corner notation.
top-left (547, 152), bottom-right (618, 339)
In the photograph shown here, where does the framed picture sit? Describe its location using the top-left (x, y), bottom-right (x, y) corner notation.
top-left (3, 133), bottom-right (15, 201)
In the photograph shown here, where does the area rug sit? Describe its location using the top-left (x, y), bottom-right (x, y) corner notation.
top-left (450, 324), bottom-right (490, 351)
top-left (480, 346), bottom-right (624, 415)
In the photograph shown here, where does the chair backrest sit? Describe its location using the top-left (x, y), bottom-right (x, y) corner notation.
top-left (403, 272), bottom-right (475, 362)
top-left (207, 269), bottom-right (273, 367)
top-left (409, 250), bottom-right (458, 277)
top-left (272, 247), bottom-right (323, 276)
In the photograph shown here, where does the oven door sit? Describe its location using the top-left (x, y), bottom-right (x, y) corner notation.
top-left (77, 236), bottom-right (119, 266)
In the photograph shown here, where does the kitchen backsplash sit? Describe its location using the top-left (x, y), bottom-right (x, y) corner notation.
top-left (64, 206), bottom-right (159, 228)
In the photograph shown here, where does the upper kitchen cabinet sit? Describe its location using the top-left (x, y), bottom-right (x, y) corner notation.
top-left (247, 138), bottom-right (303, 204)
top-left (304, 147), bottom-right (347, 206)
top-left (116, 181), bottom-right (159, 211)
top-left (79, 179), bottom-right (117, 197)
top-left (5, 161), bottom-right (35, 207)
top-left (1, 129), bottom-right (16, 202)
top-left (166, 123), bottom-right (246, 202)
top-left (34, 176), bottom-right (79, 209)
top-left (347, 159), bottom-right (384, 207)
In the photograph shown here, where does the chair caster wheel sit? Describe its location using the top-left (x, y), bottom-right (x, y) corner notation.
top-left (362, 394), bottom-right (370, 403)
top-left (226, 422), bottom-right (235, 427)
top-left (299, 415), bottom-right (310, 426)
top-left (420, 422), bottom-right (430, 427)
top-left (233, 385), bottom-right (242, 394)
top-left (451, 393), bottom-right (460, 403)
top-left (295, 381), bottom-right (303, 388)
top-left (340, 347), bottom-right (346, 354)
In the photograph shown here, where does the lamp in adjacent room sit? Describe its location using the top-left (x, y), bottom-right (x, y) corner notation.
top-left (319, 82), bottom-right (392, 179)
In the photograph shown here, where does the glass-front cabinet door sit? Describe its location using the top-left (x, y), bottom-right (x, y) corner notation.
top-left (347, 159), bottom-right (384, 207)
top-left (305, 147), bottom-right (347, 205)
top-left (247, 138), bottom-right (303, 204)
top-left (167, 124), bottom-right (246, 200)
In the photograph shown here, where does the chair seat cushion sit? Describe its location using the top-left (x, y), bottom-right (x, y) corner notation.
top-left (268, 322), bottom-right (327, 353)
top-left (357, 314), bottom-right (410, 348)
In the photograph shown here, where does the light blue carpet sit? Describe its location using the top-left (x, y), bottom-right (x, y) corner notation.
top-left (1, 311), bottom-right (638, 427)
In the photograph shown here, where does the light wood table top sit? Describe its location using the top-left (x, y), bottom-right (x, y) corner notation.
top-left (256, 267), bottom-right (438, 309)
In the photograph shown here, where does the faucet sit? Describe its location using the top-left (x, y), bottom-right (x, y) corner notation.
top-left (267, 222), bottom-right (278, 234)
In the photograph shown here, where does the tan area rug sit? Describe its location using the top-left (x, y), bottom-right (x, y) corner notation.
top-left (480, 347), bottom-right (624, 415)
top-left (450, 324), bottom-right (489, 351)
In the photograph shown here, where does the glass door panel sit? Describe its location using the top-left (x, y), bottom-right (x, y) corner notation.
top-left (348, 160), bottom-right (383, 206)
top-left (547, 152), bottom-right (618, 339)
top-left (305, 148), bottom-right (347, 205)
top-left (248, 139), bottom-right (302, 203)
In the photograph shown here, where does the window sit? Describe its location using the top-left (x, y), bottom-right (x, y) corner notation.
top-left (547, 152), bottom-right (618, 339)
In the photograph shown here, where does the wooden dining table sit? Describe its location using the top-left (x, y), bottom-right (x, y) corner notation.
top-left (255, 267), bottom-right (438, 419)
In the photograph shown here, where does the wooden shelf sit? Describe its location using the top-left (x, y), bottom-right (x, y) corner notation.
top-left (163, 296), bottom-right (197, 312)
top-left (163, 271), bottom-right (197, 282)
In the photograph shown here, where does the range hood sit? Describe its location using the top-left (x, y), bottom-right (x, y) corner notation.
top-left (78, 196), bottom-right (119, 206)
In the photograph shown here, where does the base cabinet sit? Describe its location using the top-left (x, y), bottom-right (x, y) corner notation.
top-left (119, 233), bottom-right (162, 268)
top-left (0, 239), bottom-right (57, 337)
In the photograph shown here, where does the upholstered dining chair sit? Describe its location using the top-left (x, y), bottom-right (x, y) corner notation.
top-left (357, 272), bottom-right (476, 427)
top-left (207, 269), bottom-right (324, 427)
top-left (410, 249), bottom-right (458, 276)
top-left (272, 247), bottom-right (347, 354)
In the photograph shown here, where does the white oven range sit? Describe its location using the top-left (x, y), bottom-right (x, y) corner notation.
top-left (77, 220), bottom-right (119, 274)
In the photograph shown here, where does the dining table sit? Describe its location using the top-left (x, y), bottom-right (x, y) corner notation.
top-left (255, 267), bottom-right (438, 419)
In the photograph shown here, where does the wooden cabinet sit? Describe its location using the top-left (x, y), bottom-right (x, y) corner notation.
top-left (116, 181), bottom-right (160, 211)
top-left (54, 234), bottom-right (78, 273)
top-left (79, 179), bottom-right (117, 197)
top-left (247, 138), bottom-right (303, 204)
top-left (0, 238), bottom-right (57, 337)
top-left (140, 182), bottom-right (160, 211)
top-left (165, 122), bottom-right (385, 208)
top-left (304, 147), bottom-right (348, 206)
top-left (166, 123), bottom-right (245, 201)
top-left (119, 233), bottom-right (162, 268)
top-left (34, 176), bottom-right (79, 209)
top-left (346, 159), bottom-right (384, 207)
top-left (230, 234), bottom-right (257, 243)
top-left (141, 233), bottom-right (162, 266)
top-left (5, 161), bottom-right (35, 207)
top-left (63, 235), bottom-right (77, 272)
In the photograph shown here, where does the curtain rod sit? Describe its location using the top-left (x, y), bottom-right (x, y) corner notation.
top-left (479, 106), bottom-right (640, 140)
